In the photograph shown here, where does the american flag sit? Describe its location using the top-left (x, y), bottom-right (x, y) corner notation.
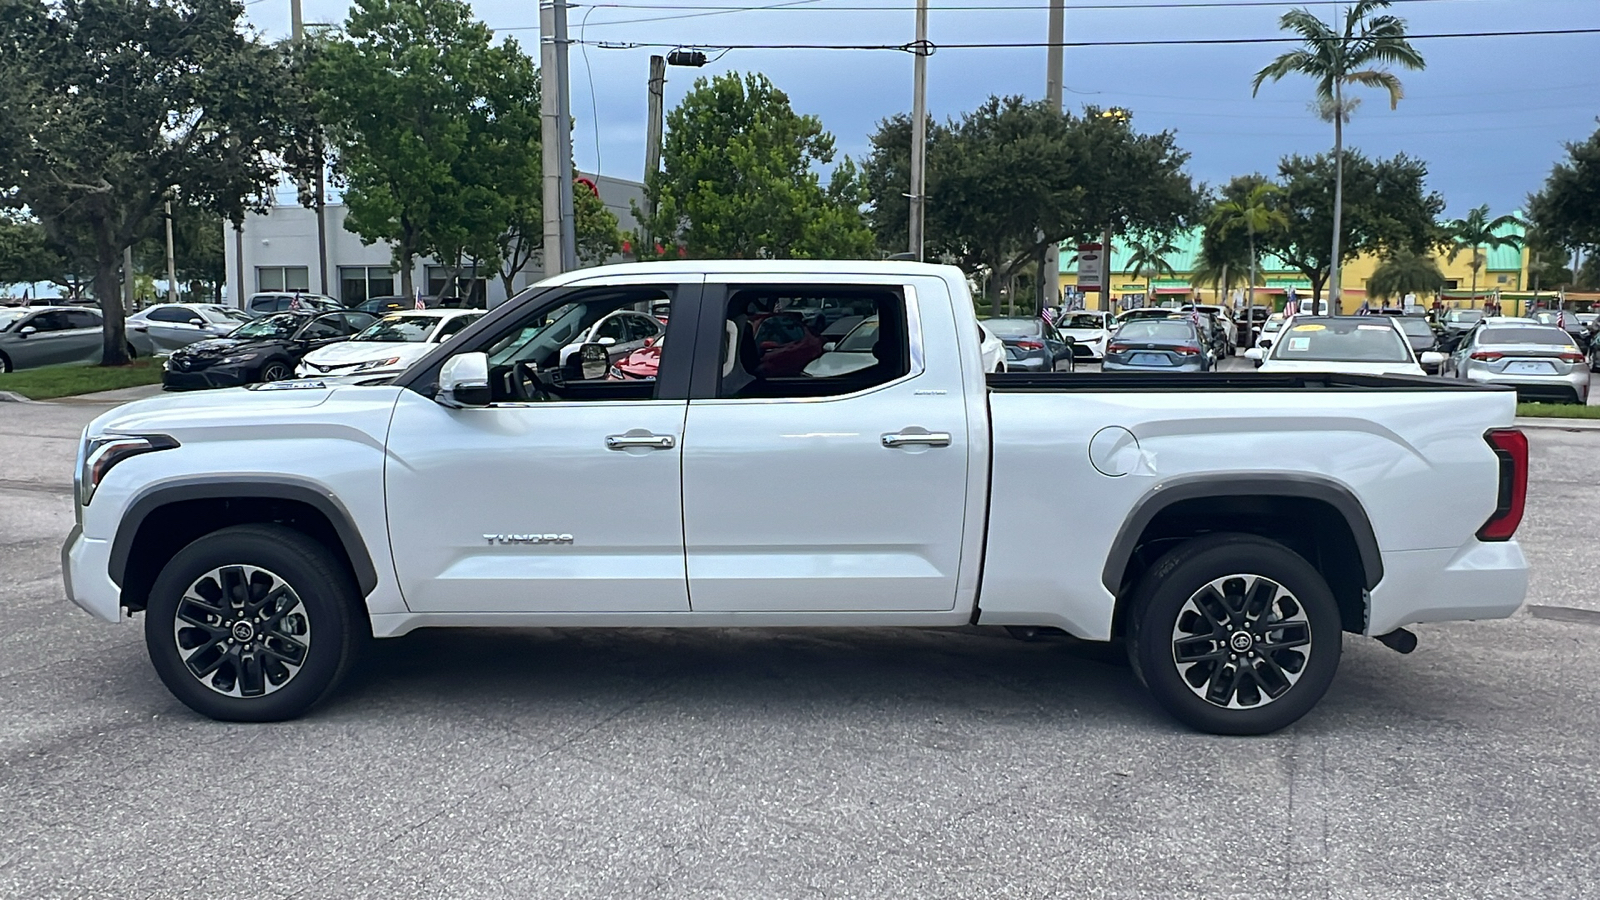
top-left (1356, 300), bottom-right (1370, 315)
top-left (1040, 306), bottom-right (1056, 325)
top-left (1558, 309), bottom-right (1567, 329)
top-left (288, 295), bottom-right (303, 311)
top-left (414, 287), bottom-right (426, 310)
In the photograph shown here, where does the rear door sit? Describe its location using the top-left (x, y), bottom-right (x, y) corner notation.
top-left (62, 310), bottom-right (104, 363)
top-left (146, 306), bottom-right (205, 352)
top-left (679, 276), bottom-right (972, 613)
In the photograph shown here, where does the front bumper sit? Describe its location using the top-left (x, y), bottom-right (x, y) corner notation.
top-left (1463, 366), bottom-right (1587, 403)
top-left (162, 363), bottom-right (257, 391)
top-left (61, 524), bottom-right (121, 623)
top-left (1367, 540), bottom-right (1527, 636)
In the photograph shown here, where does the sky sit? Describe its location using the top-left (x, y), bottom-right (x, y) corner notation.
top-left (252, 0), bottom-right (1600, 219)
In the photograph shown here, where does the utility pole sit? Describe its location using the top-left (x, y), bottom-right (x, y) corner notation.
top-left (164, 198), bottom-right (178, 303)
top-left (540, 1), bottom-right (578, 276)
top-left (643, 55), bottom-right (666, 251)
top-left (908, 0), bottom-right (929, 261)
top-left (290, 0), bottom-right (329, 295)
top-left (1040, 0), bottom-right (1064, 313)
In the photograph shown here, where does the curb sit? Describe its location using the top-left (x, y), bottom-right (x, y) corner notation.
top-left (1515, 417), bottom-right (1600, 432)
top-left (0, 390), bottom-right (36, 403)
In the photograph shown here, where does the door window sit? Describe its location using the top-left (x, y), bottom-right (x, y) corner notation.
top-left (477, 287), bottom-right (677, 403)
top-left (332, 312), bottom-right (377, 334)
top-left (65, 310), bottom-right (103, 329)
top-left (148, 307), bottom-right (194, 324)
top-left (297, 316), bottom-right (344, 341)
top-left (436, 314), bottom-right (479, 340)
top-left (25, 311), bottom-right (71, 332)
top-left (716, 288), bottom-right (910, 398)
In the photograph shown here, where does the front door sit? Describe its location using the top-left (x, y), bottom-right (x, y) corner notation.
top-left (680, 278), bottom-right (973, 613)
top-left (384, 280), bottom-right (698, 614)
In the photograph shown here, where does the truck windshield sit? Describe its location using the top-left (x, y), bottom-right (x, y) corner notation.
top-left (1271, 319), bottom-right (1411, 362)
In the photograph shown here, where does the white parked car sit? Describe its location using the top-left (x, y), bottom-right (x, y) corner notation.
top-left (1245, 316), bottom-right (1441, 376)
top-left (978, 321), bottom-right (1005, 372)
top-left (1054, 311), bottom-right (1112, 361)
top-left (296, 309), bottom-right (484, 381)
top-left (127, 304), bottom-right (251, 356)
top-left (557, 308), bottom-right (665, 367)
top-left (64, 261), bottom-right (1527, 736)
top-left (1182, 305), bottom-right (1238, 352)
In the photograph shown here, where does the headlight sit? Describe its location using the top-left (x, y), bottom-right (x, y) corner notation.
top-left (355, 356), bottom-right (403, 372)
top-left (215, 352), bottom-right (264, 366)
top-left (77, 434), bottom-right (180, 506)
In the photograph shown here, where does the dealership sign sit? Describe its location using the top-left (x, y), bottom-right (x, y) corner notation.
top-left (1076, 243), bottom-right (1104, 291)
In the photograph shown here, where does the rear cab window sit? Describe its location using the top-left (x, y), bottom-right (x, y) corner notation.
top-left (710, 287), bottom-right (910, 399)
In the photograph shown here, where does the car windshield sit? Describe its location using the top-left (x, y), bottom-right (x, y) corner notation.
top-left (1120, 309), bottom-right (1171, 322)
top-left (1443, 309), bottom-right (1484, 324)
top-left (984, 318), bottom-right (1041, 338)
top-left (354, 315), bottom-right (438, 343)
top-left (1058, 314), bottom-right (1105, 330)
top-left (230, 313), bottom-right (303, 340)
top-left (1479, 327), bottom-right (1576, 347)
top-left (837, 317), bottom-right (880, 352)
top-left (1116, 321), bottom-right (1195, 342)
top-left (1262, 320), bottom-right (1284, 333)
top-left (1271, 319), bottom-right (1411, 362)
top-left (1397, 318), bottom-right (1435, 336)
top-left (209, 308), bottom-right (251, 324)
top-left (0, 309), bottom-right (29, 330)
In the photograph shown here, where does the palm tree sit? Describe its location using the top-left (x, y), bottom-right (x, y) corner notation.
top-left (1369, 249), bottom-right (1444, 302)
top-left (1446, 205), bottom-right (1523, 305)
top-left (1253, 1), bottom-right (1425, 309)
top-left (1126, 234), bottom-right (1180, 304)
top-left (1210, 183), bottom-right (1288, 333)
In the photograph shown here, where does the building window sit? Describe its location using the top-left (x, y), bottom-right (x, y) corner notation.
top-left (257, 266), bottom-right (309, 293)
top-left (339, 266), bottom-right (394, 305)
top-left (426, 265), bottom-right (487, 308)
top-left (1496, 274), bottom-right (1509, 284)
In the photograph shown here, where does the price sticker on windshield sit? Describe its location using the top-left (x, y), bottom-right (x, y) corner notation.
top-left (1286, 337), bottom-right (1312, 351)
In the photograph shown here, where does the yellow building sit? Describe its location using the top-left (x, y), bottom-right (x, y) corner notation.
top-left (1057, 217), bottom-right (1562, 315)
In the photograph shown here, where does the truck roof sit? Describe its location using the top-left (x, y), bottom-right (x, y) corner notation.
top-left (535, 259), bottom-right (967, 287)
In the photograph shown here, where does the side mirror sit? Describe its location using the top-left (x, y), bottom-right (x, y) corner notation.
top-left (1244, 348), bottom-right (1264, 361)
top-left (437, 352), bottom-right (492, 408)
top-left (17, 325), bottom-right (35, 337)
top-left (822, 341), bottom-right (838, 352)
top-left (578, 343), bottom-right (610, 380)
top-left (1420, 351), bottom-right (1445, 366)
top-left (597, 336), bottom-right (617, 347)
top-left (188, 318), bottom-right (205, 326)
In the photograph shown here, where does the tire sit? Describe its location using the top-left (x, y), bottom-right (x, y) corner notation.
top-left (1125, 533), bottom-right (1342, 735)
top-left (144, 524), bottom-right (367, 722)
top-left (0, 351), bottom-right (10, 374)
top-left (258, 360), bottom-right (293, 382)
top-left (125, 342), bottom-right (137, 360)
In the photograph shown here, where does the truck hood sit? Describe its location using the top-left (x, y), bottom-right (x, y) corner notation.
top-left (88, 382), bottom-right (386, 439)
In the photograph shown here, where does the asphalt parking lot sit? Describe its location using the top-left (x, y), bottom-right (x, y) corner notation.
top-left (3, 388), bottom-right (1599, 899)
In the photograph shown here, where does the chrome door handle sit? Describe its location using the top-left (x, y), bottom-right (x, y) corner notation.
top-left (605, 433), bottom-right (676, 450)
top-left (881, 431), bottom-right (952, 449)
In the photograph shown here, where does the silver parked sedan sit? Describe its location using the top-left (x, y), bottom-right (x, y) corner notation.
top-left (0, 306), bottom-right (108, 373)
top-left (1445, 323), bottom-right (1589, 404)
top-left (127, 303), bottom-right (251, 356)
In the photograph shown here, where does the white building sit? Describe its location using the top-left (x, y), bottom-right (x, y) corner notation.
top-left (224, 174), bottom-right (645, 308)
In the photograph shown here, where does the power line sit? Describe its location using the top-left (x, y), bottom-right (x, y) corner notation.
top-left (577, 27), bottom-right (1600, 50)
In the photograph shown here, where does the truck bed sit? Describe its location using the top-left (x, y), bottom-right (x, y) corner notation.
top-left (988, 371), bottom-right (1508, 392)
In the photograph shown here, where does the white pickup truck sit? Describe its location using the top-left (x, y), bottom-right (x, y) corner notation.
top-left (63, 261), bottom-right (1530, 734)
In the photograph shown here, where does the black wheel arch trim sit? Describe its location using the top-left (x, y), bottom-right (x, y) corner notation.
top-left (1101, 473), bottom-right (1384, 595)
top-left (108, 476), bottom-right (380, 596)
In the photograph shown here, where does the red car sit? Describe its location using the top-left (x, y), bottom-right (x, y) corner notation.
top-left (751, 312), bottom-right (823, 377)
top-left (610, 337), bottom-right (663, 380)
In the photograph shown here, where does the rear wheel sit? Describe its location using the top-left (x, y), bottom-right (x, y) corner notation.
top-left (0, 351), bottom-right (11, 374)
top-left (259, 360), bottom-right (293, 382)
top-left (144, 524), bottom-right (366, 721)
top-left (1126, 533), bottom-right (1342, 735)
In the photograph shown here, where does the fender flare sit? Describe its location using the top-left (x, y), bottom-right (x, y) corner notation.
top-left (1100, 474), bottom-right (1384, 595)
top-left (108, 476), bottom-right (379, 596)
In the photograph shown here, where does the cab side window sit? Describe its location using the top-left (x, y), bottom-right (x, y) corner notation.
top-left (717, 287), bottom-right (910, 399)
top-left (478, 287), bottom-right (677, 403)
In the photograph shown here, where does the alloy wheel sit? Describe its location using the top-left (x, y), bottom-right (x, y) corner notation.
top-left (260, 362), bottom-right (291, 382)
top-left (172, 565), bottom-right (313, 698)
top-left (1170, 574), bottom-right (1312, 710)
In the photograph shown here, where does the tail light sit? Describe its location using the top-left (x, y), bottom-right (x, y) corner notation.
top-left (1559, 351), bottom-right (1584, 363)
top-left (1477, 429), bottom-right (1528, 541)
top-left (1172, 345), bottom-right (1200, 356)
top-left (1015, 339), bottom-right (1044, 350)
top-left (1106, 343), bottom-right (1130, 353)
top-left (1470, 351), bottom-right (1503, 362)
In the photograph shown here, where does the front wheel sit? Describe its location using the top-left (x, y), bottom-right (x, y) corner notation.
top-left (258, 360), bottom-right (293, 383)
top-left (144, 524), bottom-right (366, 721)
top-left (1125, 533), bottom-right (1342, 735)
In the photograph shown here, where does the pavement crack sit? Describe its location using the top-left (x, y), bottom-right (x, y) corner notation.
top-left (1527, 605), bottom-right (1600, 627)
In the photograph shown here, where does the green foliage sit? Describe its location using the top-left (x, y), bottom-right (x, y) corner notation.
top-left (1252, 0), bottom-right (1426, 115)
top-left (1527, 126), bottom-right (1600, 258)
top-left (315, 0), bottom-right (542, 297)
top-left (0, 358), bottom-right (163, 400)
top-left (639, 71), bottom-right (874, 260)
top-left (0, 0), bottom-right (309, 364)
top-left (1125, 234), bottom-right (1181, 293)
top-left (1368, 250), bottom-right (1445, 300)
top-left (1264, 151), bottom-right (1443, 299)
top-left (1445, 205), bottom-right (1523, 299)
top-left (0, 214), bottom-right (63, 288)
top-left (134, 205), bottom-right (227, 301)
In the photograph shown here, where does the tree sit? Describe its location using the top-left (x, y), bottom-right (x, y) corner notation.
top-left (1527, 126), bottom-right (1600, 268)
top-left (1125, 234), bottom-right (1180, 299)
top-left (1210, 180), bottom-right (1287, 328)
top-left (135, 204), bottom-right (226, 301)
top-left (1253, 0), bottom-right (1425, 306)
top-left (1368, 250), bottom-right (1444, 301)
top-left (0, 0), bottom-right (312, 364)
top-left (1445, 205), bottom-right (1522, 302)
top-left (315, 0), bottom-right (542, 299)
top-left (639, 71), bottom-right (874, 260)
top-left (1263, 151), bottom-right (1443, 303)
top-left (0, 214), bottom-right (64, 290)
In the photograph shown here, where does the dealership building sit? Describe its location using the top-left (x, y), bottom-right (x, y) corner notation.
top-left (222, 174), bottom-right (644, 309)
